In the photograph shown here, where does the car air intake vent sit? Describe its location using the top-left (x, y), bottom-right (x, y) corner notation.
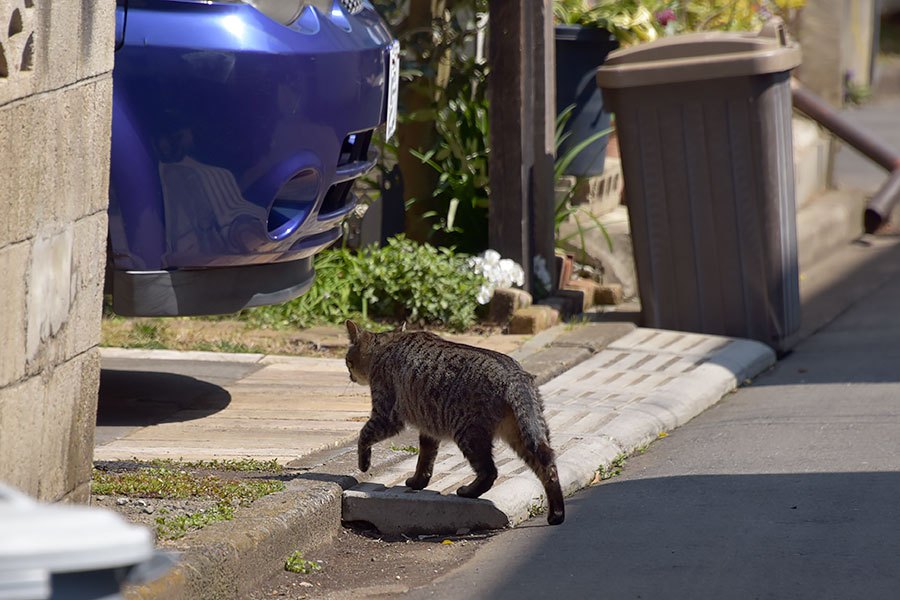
top-left (319, 181), bottom-right (354, 218)
top-left (338, 130), bottom-right (373, 168)
top-left (319, 130), bottom-right (375, 219)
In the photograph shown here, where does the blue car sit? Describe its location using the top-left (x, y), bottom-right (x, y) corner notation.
top-left (108, 0), bottom-right (398, 316)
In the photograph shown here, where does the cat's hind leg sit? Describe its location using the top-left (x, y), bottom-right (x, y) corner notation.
top-left (406, 433), bottom-right (439, 490)
top-left (454, 430), bottom-right (497, 498)
top-left (499, 414), bottom-right (565, 525)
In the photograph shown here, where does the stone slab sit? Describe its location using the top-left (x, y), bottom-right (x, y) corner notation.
top-left (342, 482), bottom-right (509, 535)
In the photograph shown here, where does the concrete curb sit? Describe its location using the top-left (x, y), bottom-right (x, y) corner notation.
top-left (124, 444), bottom-right (418, 600)
top-left (123, 321), bottom-right (635, 599)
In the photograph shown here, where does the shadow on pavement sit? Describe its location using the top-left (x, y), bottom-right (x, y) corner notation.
top-left (474, 471), bottom-right (900, 599)
top-left (96, 369), bottom-right (231, 430)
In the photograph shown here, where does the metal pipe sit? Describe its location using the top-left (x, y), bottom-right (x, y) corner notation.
top-left (791, 79), bottom-right (900, 232)
top-left (866, 169), bottom-right (900, 233)
top-left (791, 79), bottom-right (900, 170)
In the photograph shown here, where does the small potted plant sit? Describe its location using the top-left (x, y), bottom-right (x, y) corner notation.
top-left (553, 1), bottom-right (660, 177)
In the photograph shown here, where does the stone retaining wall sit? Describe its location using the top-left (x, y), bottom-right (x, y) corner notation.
top-left (0, 1), bottom-right (114, 503)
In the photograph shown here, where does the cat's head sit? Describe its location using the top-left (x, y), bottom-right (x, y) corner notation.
top-left (345, 320), bottom-right (374, 385)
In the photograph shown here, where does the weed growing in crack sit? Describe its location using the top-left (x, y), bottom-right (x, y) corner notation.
top-left (528, 496), bottom-right (547, 518)
top-left (389, 444), bottom-right (420, 455)
top-left (155, 503), bottom-right (236, 539)
top-left (91, 460), bottom-right (285, 540)
top-left (591, 453), bottom-right (628, 485)
top-left (285, 551), bottom-right (322, 575)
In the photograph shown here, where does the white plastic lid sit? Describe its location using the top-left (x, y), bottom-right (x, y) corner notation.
top-left (0, 483), bottom-right (153, 577)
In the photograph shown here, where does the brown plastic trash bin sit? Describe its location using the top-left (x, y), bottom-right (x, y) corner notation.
top-left (596, 20), bottom-right (802, 353)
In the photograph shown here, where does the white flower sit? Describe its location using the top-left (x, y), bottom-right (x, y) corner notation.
top-left (476, 284), bottom-right (493, 305)
top-left (468, 250), bottom-right (527, 305)
top-left (482, 249), bottom-right (501, 267)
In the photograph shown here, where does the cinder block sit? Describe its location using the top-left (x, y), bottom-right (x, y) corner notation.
top-left (76, 1), bottom-right (117, 81)
top-left (0, 101), bottom-right (40, 246)
top-left (555, 159), bottom-right (624, 218)
top-left (0, 1), bottom-right (114, 107)
top-left (26, 226), bottom-right (74, 364)
top-left (0, 376), bottom-right (44, 496)
top-left (564, 278), bottom-right (602, 309)
top-left (489, 287), bottom-right (532, 324)
top-left (508, 305), bottom-right (560, 335)
top-left (596, 283), bottom-right (625, 305)
top-left (542, 291), bottom-right (583, 318)
top-left (64, 213), bottom-right (108, 360)
top-left (38, 351), bottom-right (100, 502)
top-left (1, 78), bottom-right (113, 247)
top-left (0, 240), bottom-right (29, 387)
top-left (558, 286), bottom-right (590, 312)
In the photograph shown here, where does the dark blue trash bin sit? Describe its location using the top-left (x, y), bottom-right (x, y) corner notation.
top-left (555, 25), bottom-right (619, 177)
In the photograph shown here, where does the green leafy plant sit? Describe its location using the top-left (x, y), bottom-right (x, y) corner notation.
top-left (554, 104), bottom-right (615, 261)
top-left (144, 457), bottom-right (283, 473)
top-left (369, 0), bottom-right (491, 251)
top-left (644, 1), bottom-right (805, 35)
top-left (285, 551), bottom-right (322, 575)
top-left (591, 452), bottom-right (628, 484)
top-left (554, 0), bottom-right (660, 44)
top-left (156, 503), bottom-right (235, 540)
top-left (408, 56), bottom-right (490, 253)
top-left (92, 462), bottom-right (285, 539)
top-left (528, 496), bottom-right (547, 518)
top-left (91, 467), bottom-right (284, 503)
top-left (128, 321), bottom-right (167, 349)
top-left (390, 444), bottom-right (420, 455)
top-left (238, 236), bottom-right (486, 332)
top-left (554, 1), bottom-right (806, 43)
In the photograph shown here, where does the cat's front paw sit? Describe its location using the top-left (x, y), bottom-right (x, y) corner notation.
top-left (358, 447), bottom-right (372, 472)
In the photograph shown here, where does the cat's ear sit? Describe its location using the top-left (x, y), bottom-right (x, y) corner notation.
top-left (345, 320), bottom-right (361, 344)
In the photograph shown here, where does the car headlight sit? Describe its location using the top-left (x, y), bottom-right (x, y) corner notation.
top-left (240, 0), bottom-right (362, 25)
top-left (245, 0), bottom-right (328, 25)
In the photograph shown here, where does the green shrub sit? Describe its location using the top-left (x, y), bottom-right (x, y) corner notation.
top-left (237, 236), bottom-right (486, 332)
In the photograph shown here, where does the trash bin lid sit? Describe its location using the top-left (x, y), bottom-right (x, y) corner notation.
top-left (596, 19), bottom-right (801, 88)
top-left (0, 483), bottom-right (153, 575)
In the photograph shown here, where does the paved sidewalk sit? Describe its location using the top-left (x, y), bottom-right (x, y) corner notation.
top-left (96, 332), bottom-right (531, 464)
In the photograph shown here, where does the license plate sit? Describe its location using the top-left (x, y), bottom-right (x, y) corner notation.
top-left (386, 41), bottom-right (400, 140)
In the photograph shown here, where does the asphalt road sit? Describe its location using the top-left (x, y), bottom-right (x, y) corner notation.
top-left (405, 251), bottom-right (900, 599)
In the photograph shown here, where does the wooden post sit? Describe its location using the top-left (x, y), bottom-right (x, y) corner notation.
top-left (488, 0), bottom-right (557, 293)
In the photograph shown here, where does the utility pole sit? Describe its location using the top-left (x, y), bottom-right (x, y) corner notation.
top-left (487, 0), bottom-right (557, 292)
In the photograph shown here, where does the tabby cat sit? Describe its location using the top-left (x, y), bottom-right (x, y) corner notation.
top-left (344, 320), bottom-right (565, 525)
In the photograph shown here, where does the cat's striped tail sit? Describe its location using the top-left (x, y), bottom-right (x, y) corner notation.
top-left (506, 375), bottom-right (565, 525)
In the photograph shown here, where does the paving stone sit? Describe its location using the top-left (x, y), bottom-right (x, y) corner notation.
top-left (551, 322), bottom-right (636, 352)
top-left (596, 282), bottom-right (625, 305)
top-left (488, 287), bottom-right (532, 324)
top-left (508, 305), bottom-right (559, 334)
top-left (564, 278), bottom-right (603, 309)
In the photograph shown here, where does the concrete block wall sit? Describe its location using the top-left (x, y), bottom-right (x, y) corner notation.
top-left (0, 1), bottom-right (114, 503)
top-left (797, 0), bottom-right (878, 104)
